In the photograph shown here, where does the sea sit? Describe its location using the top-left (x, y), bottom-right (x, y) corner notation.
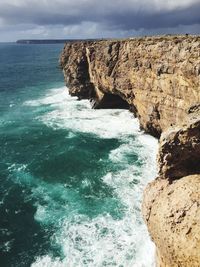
top-left (0, 43), bottom-right (158, 267)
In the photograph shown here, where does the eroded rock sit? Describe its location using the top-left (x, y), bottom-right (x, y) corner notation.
top-left (60, 35), bottom-right (200, 138)
top-left (143, 175), bottom-right (200, 267)
top-left (158, 111), bottom-right (200, 180)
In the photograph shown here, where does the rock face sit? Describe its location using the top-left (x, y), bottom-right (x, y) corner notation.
top-left (60, 35), bottom-right (200, 266)
top-left (143, 108), bottom-right (200, 266)
top-left (158, 107), bottom-right (200, 180)
top-left (143, 174), bottom-right (200, 267)
top-left (60, 35), bottom-right (200, 138)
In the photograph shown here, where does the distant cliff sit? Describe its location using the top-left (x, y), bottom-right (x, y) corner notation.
top-left (60, 35), bottom-right (200, 266)
top-left (16, 39), bottom-right (100, 44)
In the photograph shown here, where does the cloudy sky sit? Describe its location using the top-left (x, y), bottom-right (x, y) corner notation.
top-left (0, 0), bottom-right (199, 41)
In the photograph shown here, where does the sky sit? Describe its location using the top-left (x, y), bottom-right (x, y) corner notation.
top-left (0, 0), bottom-right (199, 41)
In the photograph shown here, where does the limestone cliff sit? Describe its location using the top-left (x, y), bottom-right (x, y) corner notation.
top-left (60, 35), bottom-right (200, 266)
top-left (60, 35), bottom-right (200, 137)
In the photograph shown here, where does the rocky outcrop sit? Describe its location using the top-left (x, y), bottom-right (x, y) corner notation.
top-left (158, 106), bottom-right (200, 180)
top-left (143, 174), bottom-right (200, 267)
top-left (60, 35), bottom-right (200, 266)
top-left (143, 107), bottom-right (200, 266)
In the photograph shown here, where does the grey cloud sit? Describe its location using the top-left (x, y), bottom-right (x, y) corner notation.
top-left (0, 0), bottom-right (200, 29)
top-left (105, 2), bottom-right (200, 30)
top-left (0, 0), bottom-right (199, 41)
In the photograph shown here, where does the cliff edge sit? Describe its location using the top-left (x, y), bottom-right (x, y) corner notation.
top-left (60, 35), bottom-right (200, 266)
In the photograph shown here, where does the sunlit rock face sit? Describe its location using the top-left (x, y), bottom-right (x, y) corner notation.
top-left (143, 174), bottom-right (200, 267)
top-left (143, 106), bottom-right (200, 267)
top-left (60, 35), bottom-right (200, 138)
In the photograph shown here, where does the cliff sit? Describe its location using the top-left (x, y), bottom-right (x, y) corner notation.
top-left (143, 106), bottom-right (200, 266)
top-left (60, 35), bottom-right (200, 266)
top-left (60, 35), bottom-right (200, 137)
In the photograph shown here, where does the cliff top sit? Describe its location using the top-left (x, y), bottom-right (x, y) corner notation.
top-left (62, 34), bottom-right (200, 45)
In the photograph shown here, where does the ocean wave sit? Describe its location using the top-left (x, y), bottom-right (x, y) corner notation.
top-left (21, 86), bottom-right (158, 266)
top-left (25, 87), bottom-right (140, 139)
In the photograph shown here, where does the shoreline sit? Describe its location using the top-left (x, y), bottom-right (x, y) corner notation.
top-left (60, 35), bottom-right (200, 266)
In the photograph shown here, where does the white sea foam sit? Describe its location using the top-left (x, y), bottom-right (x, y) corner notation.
top-left (23, 86), bottom-right (158, 267)
top-left (24, 87), bottom-right (71, 107)
top-left (33, 213), bottom-right (155, 267)
top-left (25, 87), bottom-right (140, 139)
top-left (31, 156), bottom-right (157, 267)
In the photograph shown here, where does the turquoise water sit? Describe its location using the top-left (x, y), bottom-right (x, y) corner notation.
top-left (0, 43), bottom-right (157, 267)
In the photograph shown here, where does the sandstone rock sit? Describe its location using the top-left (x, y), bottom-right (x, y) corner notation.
top-left (143, 175), bottom-right (200, 267)
top-left (60, 35), bottom-right (200, 138)
top-left (143, 107), bottom-right (200, 267)
top-left (158, 110), bottom-right (200, 180)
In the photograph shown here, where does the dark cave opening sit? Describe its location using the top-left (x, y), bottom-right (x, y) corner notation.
top-left (92, 93), bottom-right (130, 109)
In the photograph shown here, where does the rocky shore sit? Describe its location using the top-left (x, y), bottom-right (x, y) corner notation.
top-left (60, 35), bottom-right (200, 266)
